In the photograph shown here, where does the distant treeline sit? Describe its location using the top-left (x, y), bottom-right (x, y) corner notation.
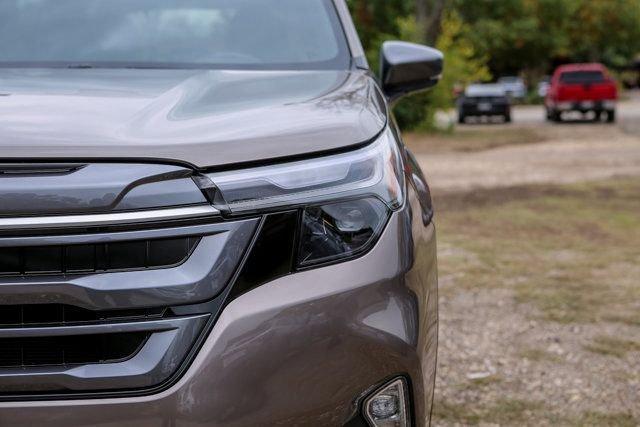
top-left (348, 0), bottom-right (640, 128)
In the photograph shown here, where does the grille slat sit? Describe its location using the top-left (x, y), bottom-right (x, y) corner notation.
top-left (0, 237), bottom-right (200, 277)
top-left (0, 236), bottom-right (188, 379)
top-left (0, 333), bottom-right (148, 368)
top-left (0, 303), bottom-right (162, 369)
top-left (0, 216), bottom-right (252, 396)
top-left (0, 304), bottom-right (166, 327)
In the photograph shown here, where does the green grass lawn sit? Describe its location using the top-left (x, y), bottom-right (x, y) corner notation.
top-left (432, 178), bottom-right (640, 426)
top-left (435, 179), bottom-right (640, 324)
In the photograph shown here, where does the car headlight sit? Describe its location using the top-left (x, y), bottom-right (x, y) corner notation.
top-left (298, 198), bottom-right (389, 266)
top-left (201, 128), bottom-right (405, 267)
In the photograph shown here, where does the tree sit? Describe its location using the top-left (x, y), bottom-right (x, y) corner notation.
top-left (346, 0), bottom-right (412, 71)
top-left (416, 0), bottom-right (448, 45)
top-left (349, 0), bottom-right (640, 130)
top-left (566, 0), bottom-right (640, 68)
top-left (393, 10), bottom-right (491, 129)
top-left (456, 0), bottom-right (640, 77)
top-left (455, 0), bottom-right (572, 76)
top-left (349, 0), bottom-right (491, 130)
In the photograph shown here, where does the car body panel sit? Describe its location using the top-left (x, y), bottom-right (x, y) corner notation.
top-left (464, 84), bottom-right (506, 98)
top-left (0, 163), bottom-right (207, 216)
top-left (0, 68), bottom-right (386, 168)
top-left (0, 0), bottom-right (438, 424)
top-left (0, 202), bottom-right (438, 427)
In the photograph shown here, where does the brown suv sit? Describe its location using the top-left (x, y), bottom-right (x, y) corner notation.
top-left (0, 1), bottom-right (441, 425)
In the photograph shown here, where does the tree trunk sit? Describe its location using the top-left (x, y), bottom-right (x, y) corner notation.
top-left (416, 0), bottom-right (447, 46)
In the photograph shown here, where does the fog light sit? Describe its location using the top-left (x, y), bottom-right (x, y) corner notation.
top-left (364, 378), bottom-right (409, 427)
top-left (370, 394), bottom-right (399, 418)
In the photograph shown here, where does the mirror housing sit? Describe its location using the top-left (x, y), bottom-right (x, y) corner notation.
top-left (380, 41), bottom-right (444, 102)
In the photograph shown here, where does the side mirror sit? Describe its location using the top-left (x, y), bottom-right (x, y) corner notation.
top-left (380, 41), bottom-right (444, 102)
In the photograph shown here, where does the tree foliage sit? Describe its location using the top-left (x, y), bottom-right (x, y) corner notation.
top-left (347, 0), bottom-right (411, 69)
top-left (349, 0), bottom-right (640, 130)
top-left (567, 0), bottom-right (640, 67)
top-left (457, 0), bottom-right (640, 75)
top-left (416, 0), bottom-right (448, 45)
top-left (394, 11), bottom-right (491, 129)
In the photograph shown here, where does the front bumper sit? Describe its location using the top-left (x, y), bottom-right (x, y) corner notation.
top-left (460, 104), bottom-right (510, 117)
top-left (0, 205), bottom-right (438, 426)
top-left (550, 100), bottom-right (616, 112)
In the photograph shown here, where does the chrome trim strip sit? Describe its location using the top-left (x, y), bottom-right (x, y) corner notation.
top-left (0, 315), bottom-right (210, 392)
top-left (0, 314), bottom-right (208, 339)
top-left (0, 205), bottom-right (219, 230)
top-left (0, 221), bottom-right (227, 247)
top-left (0, 220), bottom-right (259, 311)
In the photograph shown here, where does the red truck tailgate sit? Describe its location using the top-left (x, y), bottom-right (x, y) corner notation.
top-left (557, 82), bottom-right (617, 101)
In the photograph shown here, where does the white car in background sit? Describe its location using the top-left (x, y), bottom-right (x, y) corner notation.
top-left (537, 76), bottom-right (551, 98)
top-left (498, 76), bottom-right (527, 100)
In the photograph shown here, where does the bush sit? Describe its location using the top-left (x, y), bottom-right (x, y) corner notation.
top-left (349, 3), bottom-right (491, 130)
top-left (394, 12), bottom-right (491, 130)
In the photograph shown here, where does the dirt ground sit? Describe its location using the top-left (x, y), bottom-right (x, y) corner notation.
top-left (406, 96), bottom-right (640, 426)
top-left (410, 103), bottom-right (640, 193)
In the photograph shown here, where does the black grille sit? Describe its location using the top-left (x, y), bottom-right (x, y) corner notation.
top-left (0, 332), bottom-right (148, 368)
top-left (0, 236), bottom-right (200, 277)
top-left (0, 305), bottom-right (166, 327)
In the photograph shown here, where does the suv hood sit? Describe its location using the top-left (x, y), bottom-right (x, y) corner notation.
top-left (0, 69), bottom-right (386, 168)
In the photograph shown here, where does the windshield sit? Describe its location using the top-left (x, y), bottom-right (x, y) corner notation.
top-left (0, 0), bottom-right (351, 70)
top-left (560, 71), bottom-right (606, 84)
top-left (466, 85), bottom-right (505, 97)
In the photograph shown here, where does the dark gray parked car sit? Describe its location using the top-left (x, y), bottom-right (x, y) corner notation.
top-left (0, 1), bottom-right (440, 426)
top-left (458, 84), bottom-right (511, 123)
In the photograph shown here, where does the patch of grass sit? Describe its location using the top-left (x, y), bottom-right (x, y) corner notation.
top-left (436, 178), bottom-right (640, 324)
top-left (514, 280), bottom-right (619, 324)
top-left (433, 399), bottom-right (543, 425)
top-left (404, 126), bottom-right (546, 154)
top-left (433, 400), bottom-right (637, 426)
top-left (603, 313), bottom-right (640, 327)
top-left (461, 374), bottom-right (504, 390)
top-left (572, 411), bottom-right (637, 427)
top-left (433, 178), bottom-right (640, 425)
top-left (519, 348), bottom-right (563, 363)
top-left (584, 336), bottom-right (640, 358)
top-left (432, 400), bottom-right (483, 424)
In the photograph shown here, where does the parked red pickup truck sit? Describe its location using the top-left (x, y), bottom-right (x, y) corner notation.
top-left (545, 63), bottom-right (618, 122)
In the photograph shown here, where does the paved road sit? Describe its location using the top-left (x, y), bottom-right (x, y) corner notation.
top-left (422, 94), bottom-right (640, 192)
top-left (513, 94), bottom-right (640, 126)
top-left (439, 91), bottom-right (640, 127)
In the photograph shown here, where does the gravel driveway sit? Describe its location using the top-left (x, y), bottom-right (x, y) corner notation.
top-left (409, 96), bottom-right (640, 426)
top-left (417, 96), bottom-right (640, 193)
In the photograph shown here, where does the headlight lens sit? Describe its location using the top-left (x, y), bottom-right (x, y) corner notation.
top-left (204, 129), bottom-right (404, 268)
top-left (298, 198), bottom-right (389, 267)
top-left (207, 128), bottom-right (404, 215)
